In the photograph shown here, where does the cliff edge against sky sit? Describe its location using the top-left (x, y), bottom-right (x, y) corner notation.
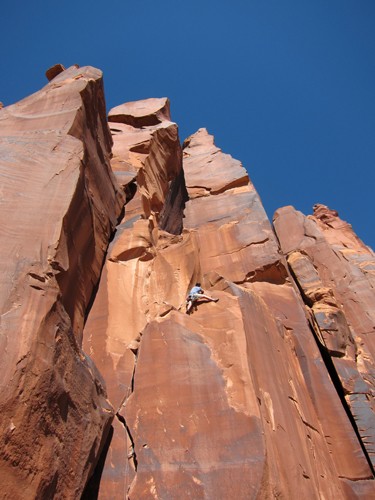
top-left (0, 65), bottom-right (374, 499)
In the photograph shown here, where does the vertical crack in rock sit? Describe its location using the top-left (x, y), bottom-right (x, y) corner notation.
top-left (306, 317), bottom-right (375, 477)
top-left (159, 166), bottom-right (189, 235)
top-left (274, 204), bottom-right (375, 480)
top-left (116, 413), bottom-right (138, 473)
top-left (84, 202), bottom-right (126, 326)
top-left (81, 426), bottom-right (114, 500)
top-left (116, 347), bottom-right (139, 500)
top-left (120, 347), bottom-right (139, 467)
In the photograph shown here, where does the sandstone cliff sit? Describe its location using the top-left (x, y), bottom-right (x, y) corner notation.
top-left (0, 66), bottom-right (374, 499)
top-left (0, 66), bottom-right (124, 498)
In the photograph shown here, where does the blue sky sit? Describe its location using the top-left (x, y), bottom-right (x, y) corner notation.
top-left (1, 1), bottom-right (374, 249)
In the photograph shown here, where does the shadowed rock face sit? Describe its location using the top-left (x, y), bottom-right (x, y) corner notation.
top-left (1, 67), bottom-right (375, 499)
top-left (0, 66), bottom-right (124, 498)
top-left (108, 97), bottom-right (188, 235)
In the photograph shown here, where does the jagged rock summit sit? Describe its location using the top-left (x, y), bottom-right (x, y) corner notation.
top-left (0, 65), bottom-right (374, 499)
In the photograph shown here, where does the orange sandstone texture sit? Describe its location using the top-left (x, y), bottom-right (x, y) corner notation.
top-left (1, 67), bottom-right (374, 499)
top-left (0, 66), bottom-right (124, 498)
top-left (84, 106), bottom-right (374, 498)
top-left (274, 204), bottom-right (375, 471)
top-left (83, 98), bottom-right (189, 496)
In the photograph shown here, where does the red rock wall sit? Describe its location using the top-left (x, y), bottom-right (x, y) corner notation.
top-left (0, 66), bottom-right (124, 498)
top-left (1, 67), bottom-right (374, 499)
top-left (83, 106), bottom-right (374, 497)
top-left (274, 204), bottom-right (375, 474)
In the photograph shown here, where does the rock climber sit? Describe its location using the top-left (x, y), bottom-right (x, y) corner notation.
top-left (186, 282), bottom-right (219, 314)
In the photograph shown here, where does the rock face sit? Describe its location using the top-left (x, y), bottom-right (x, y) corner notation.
top-left (274, 204), bottom-right (375, 472)
top-left (0, 66), bottom-right (124, 498)
top-left (1, 66), bottom-right (374, 499)
top-left (84, 112), bottom-right (374, 496)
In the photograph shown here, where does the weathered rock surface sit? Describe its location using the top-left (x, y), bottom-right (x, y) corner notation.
top-left (182, 128), bottom-right (284, 284)
top-left (83, 98), bottom-right (188, 496)
top-left (1, 67), bottom-right (374, 499)
top-left (0, 65), bottom-right (124, 498)
top-left (274, 204), bottom-right (375, 470)
top-left (84, 112), bottom-right (374, 497)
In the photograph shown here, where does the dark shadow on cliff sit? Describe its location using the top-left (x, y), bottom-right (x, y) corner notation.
top-left (81, 425), bottom-right (114, 499)
top-left (83, 198), bottom-right (126, 328)
top-left (308, 321), bottom-right (375, 477)
top-left (159, 167), bottom-right (189, 235)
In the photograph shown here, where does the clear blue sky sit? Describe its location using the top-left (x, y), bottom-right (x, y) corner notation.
top-left (1, 1), bottom-right (374, 249)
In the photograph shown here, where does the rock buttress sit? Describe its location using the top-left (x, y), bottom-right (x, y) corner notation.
top-left (274, 204), bottom-right (375, 481)
top-left (84, 118), bottom-right (374, 498)
top-left (0, 66), bottom-right (124, 498)
top-left (83, 97), bottom-right (188, 497)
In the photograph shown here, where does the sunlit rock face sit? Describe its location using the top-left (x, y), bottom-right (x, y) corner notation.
top-left (84, 105), bottom-right (374, 497)
top-left (0, 65), bottom-right (124, 499)
top-left (274, 203), bottom-right (375, 473)
top-left (182, 127), bottom-right (284, 284)
top-left (1, 66), bottom-right (374, 499)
